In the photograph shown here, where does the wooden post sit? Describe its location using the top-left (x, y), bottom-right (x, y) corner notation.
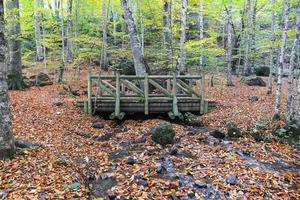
top-left (144, 73), bottom-right (149, 115)
top-left (115, 72), bottom-right (121, 118)
top-left (168, 72), bottom-right (182, 119)
top-left (200, 73), bottom-right (205, 114)
top-left (167, 72), bottom-right (171, 92)
top-left (87, 72), bottom-right (92, 114)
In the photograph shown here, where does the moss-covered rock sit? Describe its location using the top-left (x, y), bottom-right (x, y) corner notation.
top-left (273, 121), bottom-right (300, 145)
top-left (151, 121), bottom-right (175, 146)
top-left (183, 112), bottom-right (203, 127)
top-left (227, 126), bottom-right (242, 138)
top-left (240, 76), bottom-right (266, 87)
top-left (255, 67), bottom-right (270, 77)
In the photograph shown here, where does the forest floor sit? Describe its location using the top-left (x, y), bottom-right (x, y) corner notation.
top-left (0, 68), bottom-right (299, 199)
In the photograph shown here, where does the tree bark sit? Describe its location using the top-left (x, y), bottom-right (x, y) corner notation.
top-left (267, 0), bottom-right (276, 94)
top-left (243, 0), bottom-right (251, 76)
top-left (163, 0), bottom-right (172, 68)
top-left (178, 0), bottom-right (187, 74)
top-left (121, 0), bottom-right (147, 76)
top-left (34, 0), bottom-right (44, 61)
top-left (0, 0), bottom-right (16, 159)
top-left (65, 0), bottom-right (73, 62)
top-left (286, 17), bottom-right (300, 124)
top-left (100, 0), bottom-right (109, 70)
top-left (274, 0), bottom-right (290, 120)
top-left (6, 0), bottom-right (22, 76)
top-left (226, 0), bottom-right (233, 86)
top-left (199, 0), bottom-right (204, 69)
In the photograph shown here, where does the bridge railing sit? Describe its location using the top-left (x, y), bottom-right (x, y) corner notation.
top-left (86, 72), bottom-right (207, 119)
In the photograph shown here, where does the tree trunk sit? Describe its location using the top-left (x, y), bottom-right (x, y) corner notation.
top-left (0, 0), bottom-right (16, 159)
top-left (65, 0), bottom-right (73, 62)
top-left (6, 0), bottom-right (22, 76)
top-left (274, 0), bottom-right (290, 120)
top-left (100, 0), bottom-right (109, 70)
top-left (178, 0), bottom-right (187, 74)
top-left (243, 0), bottom-right (251, 76)
top-left (250, 0), bottom-right (257, 72)
top-left (226, 0), bottom-right (233, 86)
top-left (163, 0), bottom-right (172, 68)
top-left (121, 0), bottom-right (147, 77)
top-left (286, 17), bottom-right (300, 124)
top-left (267, 0), bottom-right (276, 94)
top-left (112, 8), bottom-right (118, 45)
top-left (199, 0), bottom-right (204, 69)
top-left (34, 0), bottom-right (44, 61)
top-left (41, 0), bottom-right (47, 73)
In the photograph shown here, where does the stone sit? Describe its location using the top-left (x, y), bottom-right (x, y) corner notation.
top-left (241, 76), bottom-right (266, 87)
top-left (126, 157), bottom-right (135, 165)
top-left (151, 121), bottom-right (176, 146)
top-left (194, 181), bottom-right (207, 189)
top-left (15, 140), bottom-right (41, 149)
top-left (134, 174), bottom-right (142, 180)
top-left (52, 102), bottom-right (64, 106)
top-left (156, 165), bottom-right (163, 173)
top-left (248, 96), bottom-right (259, 102)
top-left (138, 179), bottom-right (148, 187)
top-left (210, 130), bottom-right (226, 139)
top-left (255, 67), bottom-right (270, 77)
top-left (170, 146), bottom-right (179, 155)
top-left (108, 192), bottom-right (117, 200)
top-left (227, 126), bottom-right (242, 138)
top-left (226, 175), bottom-right (237, 185)
top-left (92, 123), bottom-right (104, 129)
top-left (29, 73), bottom-right (53, 87)
top-left (147, 149), bottom-right (156, 155)
top-left (183, 112), bottom-right (203, 127)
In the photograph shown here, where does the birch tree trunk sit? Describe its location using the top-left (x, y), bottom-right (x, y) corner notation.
top-left (274, 0), bottom-right (290, 120)
top-left (226, 0), bottom-right (234, 86)
top-left (163, 0), bottom-right (172, 67)
top-left (243, 0), bottom-right (251, 76)
top-left (41, 0), bottom-right (47, 73)
top-left (112, 8), bottom-right (118, 45)
top-left (178, 0), bottom-right (187, 74)
top-left (0, 0), bottom-right (15, 159)
top-left (199, 0), bottom-right (204, 69)
top-left (267, 0), bottom-right (276, 94)
top-left (250, 0), bottom-right (257, 72)
top-left (100, 0), bottom-right (109, 70)
top-left (286, 17), bottom-right (300, 123)
top-left (121, 0), bottom-right (147, 77)
top-left (6, 0), bottom-right (22, 76)
top-left (34, 0), bottom-right (44, 61)
top-left (65, 0), bottom-right (73, 62)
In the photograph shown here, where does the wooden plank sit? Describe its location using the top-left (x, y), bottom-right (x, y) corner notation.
top-left (177, 79), bottom-right (200, 97)
top-left (200, 73), bottom-right (206, 114)
top-left (102, 80), bottom-right (116, 91)
top-left (98, 83), bottom-right (116, 97)
top-left (144, 73), bottom-right (149, 115)
top-left (87, 72), bottom-right (92, 114)
top-left (115, 72), bottom-right (121, 118)
top-left (149, 79), bottom-right (172, 97)
top-left (121, 79), bottom-right (145, 97)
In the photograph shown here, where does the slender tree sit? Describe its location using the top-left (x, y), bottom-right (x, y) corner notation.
top-left (267, 0), bottom-right (276, 94)
top-left (65, 0), bottom-right (73, 62)
top-left (199, 0), bottom-right (204, 69)
top-left (121, 0), bottom-right (148, 77)
top-left (100, 0), bottom-right (109, 70)
top-left (286, 17), bottom-right (300, 124)
top-left (34, 0), bottom-right (44, 61)
top-left (0, 0), bottom-right (16, 159)
top-left (243, 0), bottom-right (251, 76)
top-left (274, 0), bottom-right (290, 120)
top-left (178, 0), bottom-right (187, 74)
top-left (163, 0), bottom-right (172, 67)
top-left (226, 0), bottom-right (234, 86)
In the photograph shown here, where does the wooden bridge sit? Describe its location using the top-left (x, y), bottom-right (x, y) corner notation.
top-left (78, 72), bottom-right (209, 120)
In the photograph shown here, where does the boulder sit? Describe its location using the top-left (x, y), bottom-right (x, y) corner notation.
top-left (241, 76), bottom-right (266, 87)
top-left (92, 122), bottom-right (104, 129)
top-left (248, 96), bottom-right (259, 102)
top-left (255, 67), bottom-right (270, 77)
top-left (227, 126), bottom-right (242, 138)
top-left (183, 112), bottom-right (204, 127)
top-left (151, 121), bottom-right (176, 146)
top-left (29, 73), bottom-right (53, 87)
